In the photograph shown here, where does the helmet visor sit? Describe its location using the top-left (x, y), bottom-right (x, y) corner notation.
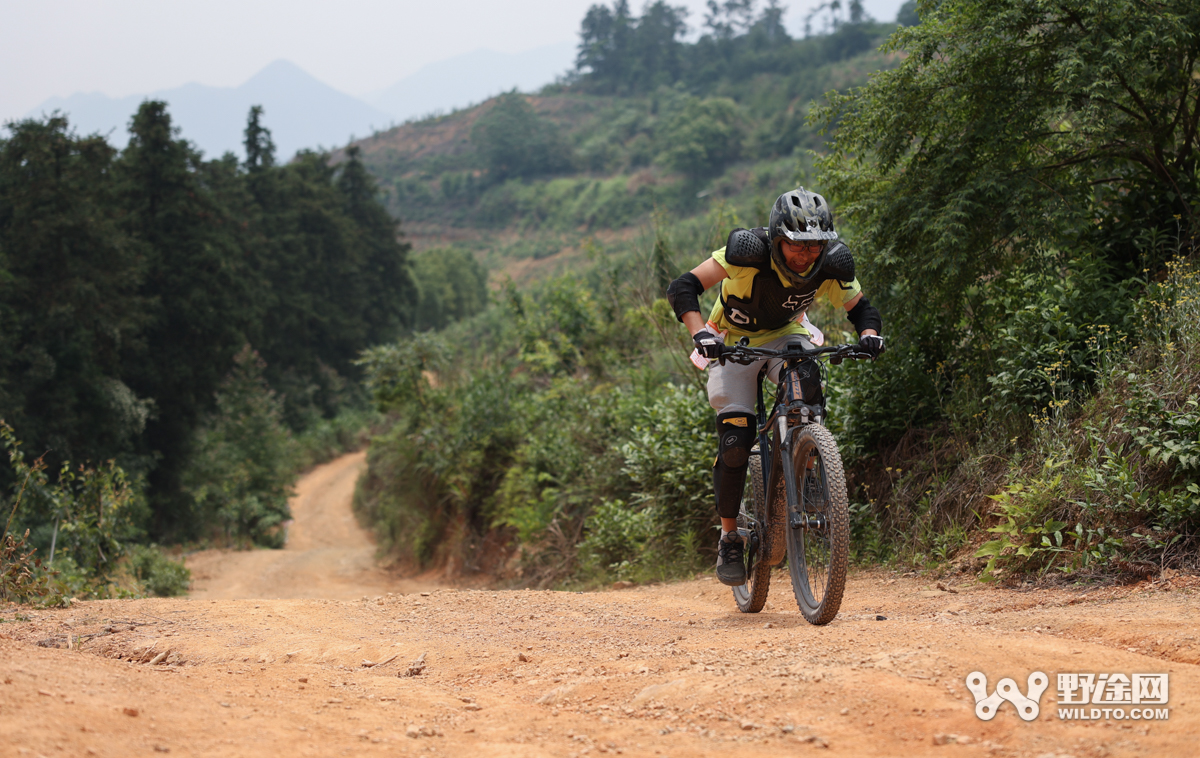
top-left (779, 226), bottom-right (838, 242)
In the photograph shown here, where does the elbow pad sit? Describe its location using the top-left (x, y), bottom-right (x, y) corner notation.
top-left (666, 272), bottom-right (704, 322)
top-left (846, 297), bottom-right (882, 335)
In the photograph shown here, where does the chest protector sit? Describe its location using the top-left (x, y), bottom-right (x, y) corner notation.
top-left (720, 227), bottom-right (856, 332)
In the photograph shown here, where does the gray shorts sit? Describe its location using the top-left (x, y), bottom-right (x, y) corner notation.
top-left (706, 333), bottom-right (814, 415)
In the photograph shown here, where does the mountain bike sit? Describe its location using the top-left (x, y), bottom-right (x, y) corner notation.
top-left (718, 338), bottom-right (873, 625)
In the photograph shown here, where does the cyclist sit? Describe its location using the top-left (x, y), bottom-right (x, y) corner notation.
top-left (665, 187), bottom-right (884, 586)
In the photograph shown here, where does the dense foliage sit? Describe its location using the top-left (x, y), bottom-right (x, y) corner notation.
top-left (813, 0), bottom-right (1200, 441)
top-left (351, 0), bottom-right (1200, 586)
top-left (2, 420), bottom-right (188, 603)
top-left (574, 0), bottom-right (884, 95)
top-left (354, 216), bottom-right (736, 585)
top-left (807, 0), bottom-right (1200, 576)
top-left (0, 103), bottom-right (416, 547)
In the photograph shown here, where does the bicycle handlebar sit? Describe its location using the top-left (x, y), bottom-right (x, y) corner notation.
top-left (717, 338), bottom-right (874, 366)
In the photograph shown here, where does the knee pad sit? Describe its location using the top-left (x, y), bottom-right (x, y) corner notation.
top-left (716, 412), bottom-right (756, 468)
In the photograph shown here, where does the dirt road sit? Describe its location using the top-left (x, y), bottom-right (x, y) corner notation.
top-left (2, 455), bottom-right (1199, 757)
top-left (185, 451), bottom-right (436, 600)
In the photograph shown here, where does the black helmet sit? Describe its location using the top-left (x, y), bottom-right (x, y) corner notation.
top-left (768, 187), bottom-right (838, 285)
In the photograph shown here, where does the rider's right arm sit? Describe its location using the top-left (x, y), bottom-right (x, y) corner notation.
top-left (667, 258), bottom-right (729, 336)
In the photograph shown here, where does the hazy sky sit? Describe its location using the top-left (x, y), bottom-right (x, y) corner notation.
top-left (2, 0), bottom-right (906, 124)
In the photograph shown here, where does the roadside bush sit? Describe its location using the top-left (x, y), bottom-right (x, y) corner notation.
top-left (356, 267), bottom-right (720, 585)
top-left (127, 544), bottom-right (191, 597)
top-left (984, 256), bottom-right (1138, 416)
top-left (971, 253), bottom-right (1200, 578)
top-left (1, 526), bottom-right (54, 605)
top-left (2, 420), bottom-right (146, 603)
top-left (576, 499), bottom-right (656, 579)
top-left (182, 346), bottom-right (295, 548)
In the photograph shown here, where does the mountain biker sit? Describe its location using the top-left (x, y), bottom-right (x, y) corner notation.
top-left (665, 187), bottom-right (884, 587)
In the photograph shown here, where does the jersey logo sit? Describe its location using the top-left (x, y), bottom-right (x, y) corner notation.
top-left (782, 293), bottom-right (815, 312)
top-left (728, 308), bottom-right (751, 325)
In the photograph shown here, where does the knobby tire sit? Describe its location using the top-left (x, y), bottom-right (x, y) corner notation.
top-left (786, 424), bottom-right (849, 625)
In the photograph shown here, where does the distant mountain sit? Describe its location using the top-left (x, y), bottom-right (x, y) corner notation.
top-left (366, 42), bottom-right (576, 123)
top-left (26, 60), bottom-right (394, 161)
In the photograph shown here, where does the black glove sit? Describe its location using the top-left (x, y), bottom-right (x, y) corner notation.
top-left (693, 329), bottom-right (724, 360)
top-left (858, 334), bottom-right (885, 360)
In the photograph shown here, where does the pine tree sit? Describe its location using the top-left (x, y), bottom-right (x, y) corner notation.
top-left (0, 116), bottom-right (147, 481)
top-left (117, 100), bottom-right (260, 536)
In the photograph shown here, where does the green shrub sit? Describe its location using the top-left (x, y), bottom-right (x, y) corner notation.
top-left (182, 346), bottom-right (296, 548)
top-left (411, 248), bottom-right (490, 332)
top-left (577, 499), bottom-right (656, 580)
top-left (985, 257), bottom-right (1138, 416)
top-left (2, 420), bottom-right (146, 603)
top-left (620, 384), bottom-right (714, 542)
top-left (128, 545), bottom-right (191, 597)
top-left (654, 96), bottom-right (743, 178)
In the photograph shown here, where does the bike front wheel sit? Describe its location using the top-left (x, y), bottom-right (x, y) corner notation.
top-left (785, 424), bottom-right (850, 625)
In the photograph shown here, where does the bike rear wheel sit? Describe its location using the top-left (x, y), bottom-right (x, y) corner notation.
top-left (786, 424), bottom-right (849, 625)
top-left (732, 449), bottom-right (771, 613)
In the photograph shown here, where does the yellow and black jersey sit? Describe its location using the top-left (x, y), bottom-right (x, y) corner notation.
top-left (707, 245), bottom-right (861, 347)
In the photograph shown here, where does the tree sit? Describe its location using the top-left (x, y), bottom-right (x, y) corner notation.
top-left (0, 116), bottom-right (148, 479)
top-left (575, 1), bottom-right (688, 94)
top-left (815, 0), bottom-right (1199, 317)
top-left (705, 0), bottom-right (756, 41)
top-left (337, 146), bottom-right (417, 347)
top-left (116, 101), bottom-right (259, 535)
top-left (655, 96), bottom-right (744, 178)
top-left (811, 0), bottom-right (1200, 438)
top-left (471, 93), bottom-right (573, 181)
top-left (243, 105), bottom-right (276, 172)
top-left (577, 0), bottom-right (635, 87)
top-left (182, 346), bottom-right (294, 547)
top-left (895, 1), bottom-right (919, 25)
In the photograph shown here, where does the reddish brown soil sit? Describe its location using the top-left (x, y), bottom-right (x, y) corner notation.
top-left (2, 453), bottom-right (1197, 757)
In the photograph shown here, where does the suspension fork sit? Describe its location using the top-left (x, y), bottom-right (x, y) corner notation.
top-left (778, 415), bottom-right (800, 513)
top-left (754, 369), bottom-right (770, 490)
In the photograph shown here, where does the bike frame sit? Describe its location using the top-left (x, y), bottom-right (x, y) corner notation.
top-left (731, 342), bottom-right (870, 546)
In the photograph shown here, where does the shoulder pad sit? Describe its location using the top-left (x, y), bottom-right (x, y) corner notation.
top-left (822, 241), bottom-right (855, 282)
top-left (725, 228), bottom-right (768, 265)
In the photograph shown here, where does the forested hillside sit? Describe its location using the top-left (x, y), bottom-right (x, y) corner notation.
top-left (341, 1), bottom-right (901, 274)
top-left (351, 0), bottom-right (1200, 588)
top-left (1, 102), bottom-right (427, 600)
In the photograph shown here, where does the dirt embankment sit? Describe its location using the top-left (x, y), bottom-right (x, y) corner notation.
top-left (2, 453), bottom-right (1198, 757)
